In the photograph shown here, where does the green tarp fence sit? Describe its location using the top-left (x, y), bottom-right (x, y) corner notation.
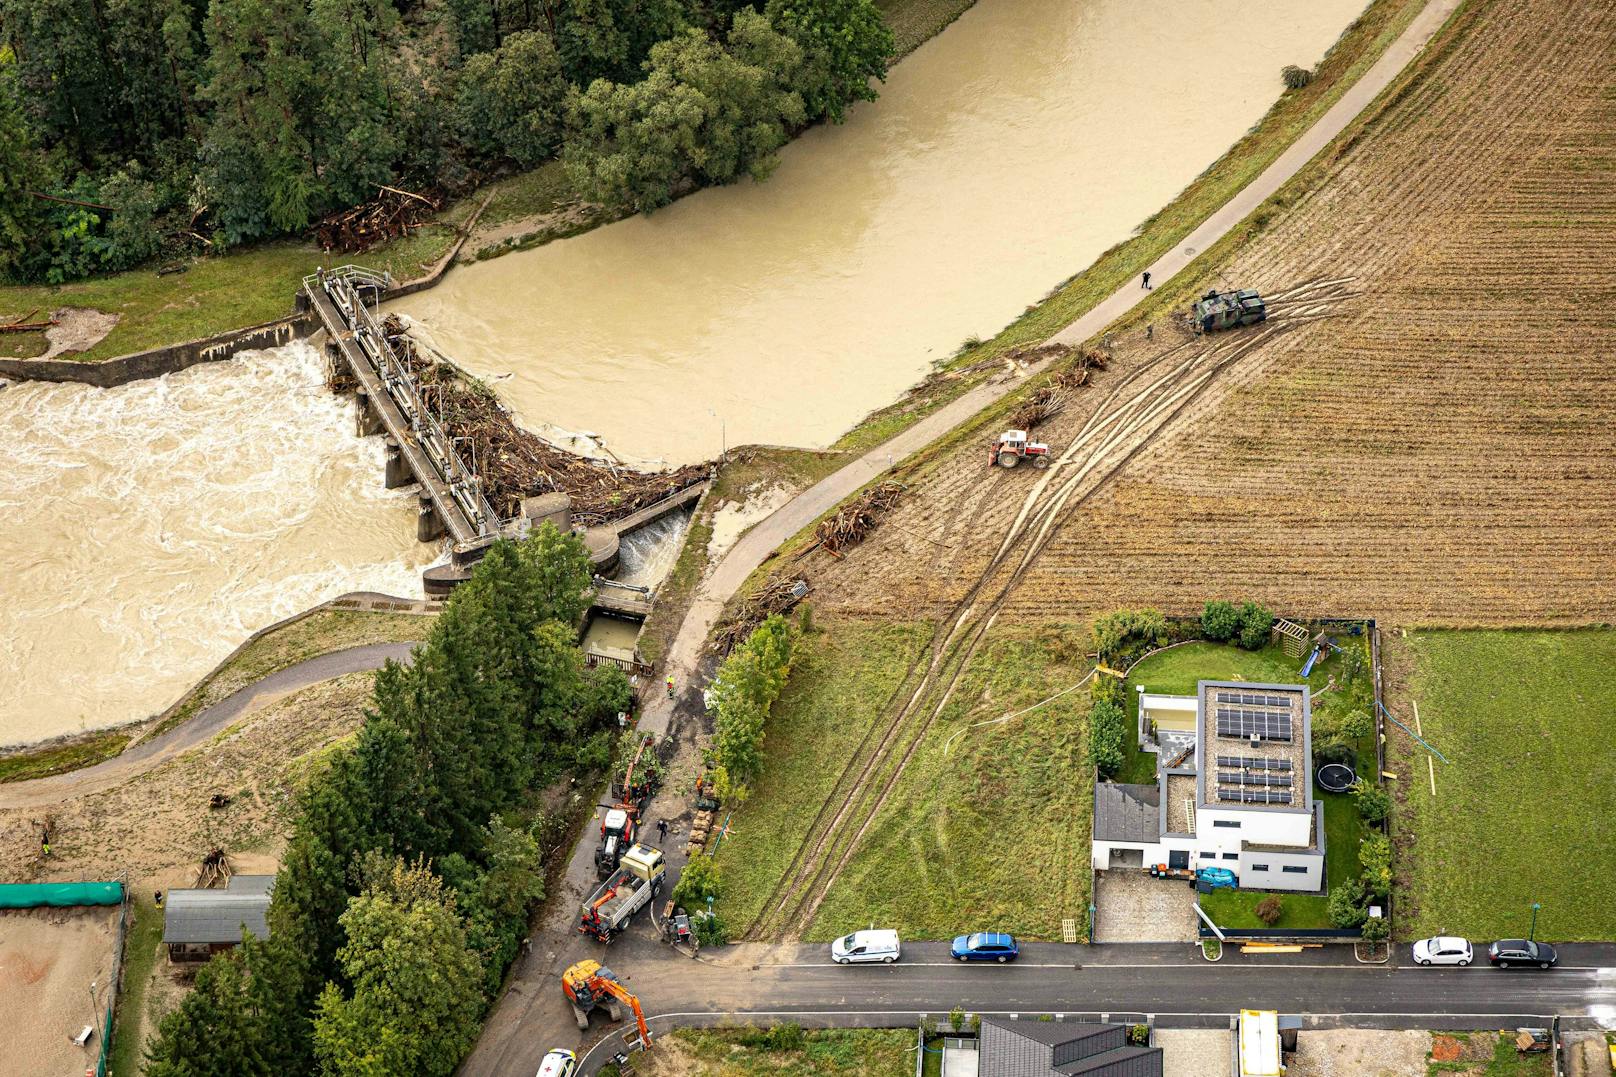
top-left (0, 881), bottom-right (124, 908)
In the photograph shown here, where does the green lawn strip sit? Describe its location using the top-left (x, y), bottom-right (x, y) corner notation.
top-left (804, 624), bottom-right (1093, 942)
top-left (829, 0), bottom-right (1430, 462)
top-left (1395, 629), bottom-right (1616, 942)
top-left (716, 621), bottom-right (933, 935)
top-left (643, 1027), bottom-right (913, 1075)
top-left (109, 895), bottom-right (164, 1077)
top-left (879, 0), bottom-right (976, 58)
top-left (0, 730), bottom-right (132, 784)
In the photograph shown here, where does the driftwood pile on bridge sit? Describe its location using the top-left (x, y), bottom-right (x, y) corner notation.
top-left (314, 186), bottom-right (441, 254)
top-left (381, 316), bottom-right (707, 523)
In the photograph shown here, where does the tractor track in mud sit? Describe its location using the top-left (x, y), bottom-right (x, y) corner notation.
top-left (751, 282), bottom-right (1356, 939)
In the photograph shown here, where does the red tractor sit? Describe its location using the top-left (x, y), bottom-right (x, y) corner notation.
top-left (989, 429), bottom-right (1051, 469)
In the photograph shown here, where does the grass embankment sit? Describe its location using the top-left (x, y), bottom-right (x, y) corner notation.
top-left (0, 214), bottom-right (471, 363)
top-left (880, 0), bottom-right (976, 57)
top-left (1119, 636), bottom-right (1375, 931)
top-left (151, 609), bottom-right (430, 738)
top-left (805, 623), bottom-right (1095, 940)
top-left (1394, 629), bottom-right (1616, 942)
top-left (109, 895), bottom-right (164, 1077)
top-left (0, 609), bottom-right (428, 784)
top-left (631, 1026), bottom-right (913, 1076)
top-left (717, 621), bottom-right (933, 932)
top-left (832, 0), bottom-right (1430, 463)
top-left (716, 619), bottom-right (1094, 941)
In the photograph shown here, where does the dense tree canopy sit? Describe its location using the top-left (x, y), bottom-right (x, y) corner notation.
top-left (0, 0), bottom-right (894, 281)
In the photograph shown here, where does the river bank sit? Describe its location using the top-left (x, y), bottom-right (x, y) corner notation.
top-left (0, 0), bottom-right (978, 373)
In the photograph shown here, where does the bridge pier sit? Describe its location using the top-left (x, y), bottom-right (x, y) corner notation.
top-left (417, 495), bottom-right (445, 543)
top-left (384, 437), bottom-right (412, 489)
top-left (354, 390), bottom-right (385, 437)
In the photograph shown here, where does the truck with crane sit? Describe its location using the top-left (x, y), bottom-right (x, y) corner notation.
top-left (561, 959), bottom-right (652, 1054)
top-left (595, 733), bottom-right (661, 877)
top-left (579, 843), bottom-right (666, 943)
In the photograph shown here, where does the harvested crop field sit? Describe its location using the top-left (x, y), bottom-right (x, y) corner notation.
top-left (805, 0), bottom-right (1616, 627)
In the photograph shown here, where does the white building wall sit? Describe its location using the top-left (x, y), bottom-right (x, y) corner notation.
top-left (1237, 848), bottom-right (1324, 891)
top-left (1195, 805), bottom-right (1312, 849)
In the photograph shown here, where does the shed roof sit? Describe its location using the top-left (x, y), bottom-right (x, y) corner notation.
top-left (1093, 783), bottom-right (1160, 844)
top-left (162, 875), bottom-right (274, 944)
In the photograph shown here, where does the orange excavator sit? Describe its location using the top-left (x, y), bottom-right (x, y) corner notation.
top-left (561, 960), bottom-right (652, 1052)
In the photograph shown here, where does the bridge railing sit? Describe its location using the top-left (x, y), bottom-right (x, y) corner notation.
top-left (306, 267), bottom-right (501, 538)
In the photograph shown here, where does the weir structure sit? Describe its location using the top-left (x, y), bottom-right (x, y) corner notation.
top-left (303, 266), bottom-right (500, 558)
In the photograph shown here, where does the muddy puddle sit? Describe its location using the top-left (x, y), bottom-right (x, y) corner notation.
top-left (397, 0), bottom-right (1368, 465)
top-left (0, 342), bottom-right (437, 746)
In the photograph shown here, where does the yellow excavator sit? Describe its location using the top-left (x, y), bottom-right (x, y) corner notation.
top-left (561, 960), bottom-right (652, 1054)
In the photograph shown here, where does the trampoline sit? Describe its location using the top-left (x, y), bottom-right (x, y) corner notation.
top-left (1316, 762), bottom-right (1356, 793)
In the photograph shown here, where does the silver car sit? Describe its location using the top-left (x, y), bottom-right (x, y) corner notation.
top-left (1411, 936), bottom-right (1473, 966)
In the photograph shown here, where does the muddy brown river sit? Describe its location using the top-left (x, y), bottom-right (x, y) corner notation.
top-left (3, 0), bottom-right (1365, 744)
top-left (398, 0), bottom-right (1368, 465)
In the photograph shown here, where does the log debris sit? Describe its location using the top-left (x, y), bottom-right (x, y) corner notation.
top-left (315, 186), bottom-right (442, 254)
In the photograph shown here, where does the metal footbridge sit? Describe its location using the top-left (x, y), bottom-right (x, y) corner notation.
top-left (302, 266), bottom-right (499, 549)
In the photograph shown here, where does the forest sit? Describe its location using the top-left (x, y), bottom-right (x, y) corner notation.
top-left (0, 0), bottom-right (892, 284)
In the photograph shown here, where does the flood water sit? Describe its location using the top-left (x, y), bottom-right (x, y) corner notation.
top-left (397, 0), bottom-right (1368, 465)
top-left (0, 342), bottom-right (436, 746)
top-left (582, 615), bottom-right (641, 664)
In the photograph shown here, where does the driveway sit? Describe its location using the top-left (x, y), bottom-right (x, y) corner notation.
top-left (1094, 868), bottom-right (1199, 944)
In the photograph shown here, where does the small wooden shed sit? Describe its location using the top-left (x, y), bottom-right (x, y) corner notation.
top-left (162, 875), bottom-right (274, 962)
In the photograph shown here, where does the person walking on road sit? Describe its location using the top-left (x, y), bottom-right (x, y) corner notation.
top-left (666, 674), bottom-right (675, 699)
top-left (1141, 270), bottom-right (1152, 289)
top-left (657, 819), bottom-right (668, 844)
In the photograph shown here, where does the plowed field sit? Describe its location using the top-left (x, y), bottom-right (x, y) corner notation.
top-left (810, 0), bottom-right (1616, 626)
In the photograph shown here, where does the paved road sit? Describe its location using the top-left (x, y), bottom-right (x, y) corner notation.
top-left (636, 0), bottom-right (1464, 741)
top-left (464, 1), bottom-right (1476, 1072)
top-left (0, 642), bottom-right (418, 809)
top-left (570, 941), bottom-right (1616, 1071)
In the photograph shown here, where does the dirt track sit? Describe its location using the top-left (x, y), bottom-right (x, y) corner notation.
top-left (811, 0), bottom-right (1616, 628)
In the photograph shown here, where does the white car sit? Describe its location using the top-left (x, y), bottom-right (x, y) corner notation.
top-left (831, 928), bottom-right (901, 964)
top-left (1411, 936), bottom-right (1473, 966)
top-left (536, 1048), bottom-right (577, 1077)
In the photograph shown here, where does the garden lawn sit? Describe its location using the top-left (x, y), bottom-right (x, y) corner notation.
top-left (716, 621), bottom-right (934, 935)
top-left (1395, 630), bottom-right (1616, 942)
top-left (804, 623), bottom-right (1095, 941)
top-left (634, 1027), bottom-right (912, 1076)
top-left (1427, 1032), bottom-right (1553, 1077)
top-left (1118, 637), bottom-right (1370, 784)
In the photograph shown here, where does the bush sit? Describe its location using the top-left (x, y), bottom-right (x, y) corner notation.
top-left (1328, 879), bottom-right (1367, 928)
top-left (949, 1006), bottom-right (965, 1032)
top-left (1282, 64), bottom-right (1315, 90)
top-left (672, 853), bottom-right (724, 910)
top-left (1088, 699), bottom-right (1126, 778)
top-left (1360, 832), bottom-right (1392, 899)
top-left (1351, 779), bottom-right (1391, 825)
top-left (1091, 608), bottom-right (1168, 665)
top-left (693, 910), bottom-right (730, 948)
top-left (1255, 896), bottom-right (1284, 926)
top-left (1340, 709), bottom-right (1374, 741)
top-left (761, 1022), bottom-right (805, 1051)
top-left (1338, 644), bottom-right (1367, 686)
top-left (1360, 914), bottom-right (1390, 942)
top-left (1235, 602), bottom-right (1275, 651)
top-left (1201, 601), bottom-right (1240, 642)
top-left (1128, 1024), bottom-right (1150, 1046)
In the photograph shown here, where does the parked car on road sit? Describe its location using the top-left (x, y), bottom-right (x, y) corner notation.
top-left (536, 1048), bottom-right (577, 1077)
top-left (1411, 936), bottom-right (1473, 966)
top-left (950, 931), bottom-right (1019, 962)
top-left (831, 929), bottom-right (901, 964)
top-left (1488, 940), bottom-right (1558, 969)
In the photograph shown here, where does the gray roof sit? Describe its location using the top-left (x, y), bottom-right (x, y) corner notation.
top-left (1093, 783), bottom-right (1160, 843)
top-left (162, 875), bottom-right (274, 944)
top-left (981, 1020), bottom-right (1162, 1077)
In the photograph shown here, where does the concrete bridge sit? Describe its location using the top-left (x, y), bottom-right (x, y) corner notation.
top-left (303, 266), bottom-right (499, 555)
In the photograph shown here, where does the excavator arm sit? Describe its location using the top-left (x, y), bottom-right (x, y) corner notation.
top-left (599, 978), bottom-right (652, 1049)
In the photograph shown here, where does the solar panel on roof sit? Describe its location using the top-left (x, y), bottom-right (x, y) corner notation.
top-left (1215, 708), bottom-right (1294, 741)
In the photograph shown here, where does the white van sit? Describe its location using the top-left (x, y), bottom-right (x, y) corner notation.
top-left (831, 929), bottom-right (901, 964)
top-left (536, 1049), bottom-right (577, 1077)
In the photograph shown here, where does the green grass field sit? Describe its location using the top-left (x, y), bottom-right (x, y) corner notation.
top-left (798, 623), bottom-right (1095, 942)
top-left (1395, 629), bottom-right (1616, 942)
top-left (632, 1027), bottom-right (912, 1076)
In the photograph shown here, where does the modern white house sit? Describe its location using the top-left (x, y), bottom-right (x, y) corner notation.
top-left (1091, 680), bottom-right (1325, 892)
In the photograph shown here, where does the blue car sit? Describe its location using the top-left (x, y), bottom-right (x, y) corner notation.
top-left (950, 931), bottom-right (1019, 962)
